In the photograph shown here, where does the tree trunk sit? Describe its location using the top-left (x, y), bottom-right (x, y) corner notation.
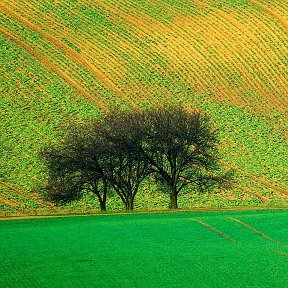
top-left (94, 188), bottom-right (107, 212)
top-left (169, 193), bottom-right (178, 209)
top-left (99, 199), bottom-right (106, 211)
top-left (125, 200), bottom-right (134, 211)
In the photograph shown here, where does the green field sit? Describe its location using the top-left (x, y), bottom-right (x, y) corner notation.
top-left (1, 210), bottom-right (287, 287)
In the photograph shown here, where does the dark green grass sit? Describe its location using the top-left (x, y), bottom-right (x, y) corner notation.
top-left (0, 210), bottom-right (287, 288)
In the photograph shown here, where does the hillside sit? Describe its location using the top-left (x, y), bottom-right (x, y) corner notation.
top-left (0, 0), bottom-right (287, 216)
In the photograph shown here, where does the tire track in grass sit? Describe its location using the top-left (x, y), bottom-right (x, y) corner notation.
top-left (275, 251), bottom-right (288, 257)
top-left (0, 28), bottom-right (106, 110)
top-left (227, 216), bottom-right (285, 245)
top-left (191, 218), bottom-right (237, 242)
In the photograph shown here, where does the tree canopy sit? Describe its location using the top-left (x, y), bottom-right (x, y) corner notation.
top-left (40, 106), bottom-right (232, 211)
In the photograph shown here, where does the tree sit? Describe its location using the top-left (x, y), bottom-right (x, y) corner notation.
top-left (41, 111), bottom-right (152, 212)
top-left (140, 106), bottom-right (231, 209)
top-left (92, 110), bottom-right (152, 211)
top-left (41, 106), bottom-right (231, 212)
top-left (40, 126), bottom-right (109, 211)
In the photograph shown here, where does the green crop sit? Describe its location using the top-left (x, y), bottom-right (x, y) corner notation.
top-left (0, 210), bottom-right (288, 287)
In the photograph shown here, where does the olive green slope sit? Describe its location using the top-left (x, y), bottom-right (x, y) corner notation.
top-left (0, 0), bottom-right (287, 216)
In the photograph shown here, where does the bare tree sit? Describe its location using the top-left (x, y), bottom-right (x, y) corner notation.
top-left (40, 106), bottom-right (231, 212)
top-left (40, 126), bottom-right (109, 211)
top-left (140, 106), bottom-right (231, 209)
top-left (93, 110), bottom-right (152, 211)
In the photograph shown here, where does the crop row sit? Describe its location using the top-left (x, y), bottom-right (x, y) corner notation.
top-left (3, 0), bottom-right (287, 116)
top-left (1, 0), bottom-right (287, 214)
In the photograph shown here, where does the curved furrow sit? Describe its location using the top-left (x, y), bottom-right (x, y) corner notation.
top-left (0, 28), bottom-right (106, 110)
top-left (152, 0), bottom-right (278, 107)
top-left (53, 1), bottom-right (163, 105)
top-left (206, 15), bottom-right (282, 112)
top-left (97, 0), bottom-right (287, 120)
top-left (13, 0), bottom-right (127, 92)
top-left (134, 3), bottom-right (237, 93)
top-left (92, 0), bottom-right (214, 97)
top-left (208, 2), bottom-right (283, 117)
top-left (93, 2), bottom-right (209, 103)
top-left (199, 2), bottom-right (285, 108)
top-left (0, 20), bottom-right (100, 99)
top-left (0, 8), bottom-right (110, 101)
top-left (3, 5), bottom-right (130, 110)
top-left (238, 4), bottom-right (288, 94)
top-left (65, 0), bottom-right (176, 104)
top-left (101, 0), bottom-right (240, 103)
top-left (31, 0), bottom-right (170, 106)
top-left (189, 1), bottom-right (270, 101)
top-left (219, 160), bottom-right (288, 197)
top-left (169, 13), bottom-right (251, 104)
top-left (250, 0), bottom-right (288, 30)
top-left (198, 0), bottom-right (287, 99)
top-left (241, 2), bottom-right (288, 68)
top-left (2, 3), bottom-right (122, 99)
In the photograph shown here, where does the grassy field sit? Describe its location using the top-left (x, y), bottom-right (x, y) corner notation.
top-left (0, 209), bottom-right (287, 287)
top-left (0, 0), bottom-right (287, 215)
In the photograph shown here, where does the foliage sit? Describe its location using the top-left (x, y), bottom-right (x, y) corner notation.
top-left (140, 106), bottom-right (232, 209)
top-left (41, 107), bottom-right (231, 211)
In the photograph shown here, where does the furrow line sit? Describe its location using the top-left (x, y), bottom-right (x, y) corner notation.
top-left (250, 0), bottom-right (288, 30)
top-left (191, 218), bottom-right (237, 242)
top-left (227, 216), bottom-right (285, 245)
top-left (0, 27), bottom-right (106, 110)
top-left (218, 160), bottom-right (288, 197)
top-left (1, 3), bottom-right (122, 98)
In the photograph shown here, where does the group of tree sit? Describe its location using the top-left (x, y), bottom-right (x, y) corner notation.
top-left (40, 106), bottom-right (232, 211)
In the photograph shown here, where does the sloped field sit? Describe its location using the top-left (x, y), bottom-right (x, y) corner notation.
top-left (0, 210), bottom-right (288, 287)
top-left (0, 0), bottom-right (287, 215)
